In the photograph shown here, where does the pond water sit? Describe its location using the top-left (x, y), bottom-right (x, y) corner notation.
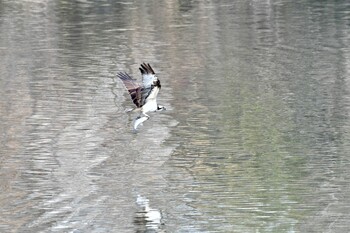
top-left (1, 0), bottom-right (350, 232)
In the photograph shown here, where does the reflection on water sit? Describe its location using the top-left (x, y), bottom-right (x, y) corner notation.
top-left (134, 195), bottom-right (163, 232)
top-left (1, 0), bottom-right (350, 232)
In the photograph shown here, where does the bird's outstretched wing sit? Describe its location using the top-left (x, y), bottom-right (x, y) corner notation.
top-left (139, 63), bottom-right (158, 88)
top-left (117, 72), bottom-right (143, 108)
top-left (117, 70), bottom-right (154, 108)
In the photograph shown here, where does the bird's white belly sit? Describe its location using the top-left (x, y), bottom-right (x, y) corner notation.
top-left (142, 99), bottom-right (157, 113)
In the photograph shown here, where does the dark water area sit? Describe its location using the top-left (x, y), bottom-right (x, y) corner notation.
top-left (1, 0), bottom-right (350, 232)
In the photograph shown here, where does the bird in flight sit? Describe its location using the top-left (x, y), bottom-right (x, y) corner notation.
top-left (117, 63), bottom-right (166, 130)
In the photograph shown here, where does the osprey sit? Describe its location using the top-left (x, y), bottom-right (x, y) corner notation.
top-left (117, 63), bottom-right (165, 130)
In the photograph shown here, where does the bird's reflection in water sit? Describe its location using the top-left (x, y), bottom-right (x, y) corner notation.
top-left (134, 195), bottom-right (164, 232)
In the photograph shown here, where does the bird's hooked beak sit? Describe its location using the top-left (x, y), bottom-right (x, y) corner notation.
top-left (157, 105), bottom-right (166, 111)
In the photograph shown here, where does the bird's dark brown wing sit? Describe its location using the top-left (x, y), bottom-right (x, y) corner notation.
top-left (117, 72), bottom-right (143, 108)
top-left (139, 63), bottom-right (155, 75)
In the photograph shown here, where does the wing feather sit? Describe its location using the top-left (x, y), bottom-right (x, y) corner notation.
top-left (139, 63), bottom-right (157, 88)
top-left (117, 72), bottom-right (143, 107)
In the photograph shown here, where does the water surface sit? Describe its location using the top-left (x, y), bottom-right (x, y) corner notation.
top-left (1, 0), bottom-right (350, 232)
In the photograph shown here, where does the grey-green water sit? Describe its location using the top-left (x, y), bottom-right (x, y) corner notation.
top-left (1, 0), bottom-right (350, 232)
